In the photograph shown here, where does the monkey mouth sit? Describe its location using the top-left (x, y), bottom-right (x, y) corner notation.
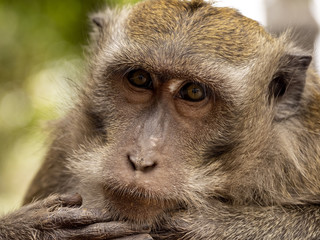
top-left (102, 183), bottom-right (181, 222)
top-left (103, 183), bottom-right (175, 207)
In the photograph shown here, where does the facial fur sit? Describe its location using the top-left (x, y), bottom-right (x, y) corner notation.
top-left (24, 0), bottom-right (319, 230)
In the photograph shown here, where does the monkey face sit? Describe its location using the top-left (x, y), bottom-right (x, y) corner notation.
top-left (83, 67), bottom-right (222, 223)
top-left (67, 0), bottom-right (312, 225)
top-left (70, 2), bottom-right (271, 224)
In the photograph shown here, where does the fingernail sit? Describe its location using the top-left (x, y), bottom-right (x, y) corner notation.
top-left (142, 225), bottom-right (151, 231)
top-left (60, 193), bottom-right (82, 205)
top-left (69, 193), bottom-right (82, 201)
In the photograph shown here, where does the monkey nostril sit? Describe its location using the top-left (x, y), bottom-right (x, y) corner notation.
top-left (127, 155), bottom-right (137, 171)
top-left (127, 154), bottom-right (157, 172)
top-left (144, 162), bottom-right (157, 172)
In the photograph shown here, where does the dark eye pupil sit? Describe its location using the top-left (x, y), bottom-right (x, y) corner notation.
top-left (180, 82), bottom-right (206, 102)
top-left (190, 87), bottom-right (200, 95)
top-left (127, 70), bottom-right (152, 89)
top-left (136, 74), bottom-right (146, 84)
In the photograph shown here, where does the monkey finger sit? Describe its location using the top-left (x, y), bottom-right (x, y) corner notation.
top-left (113, 233), bottom-right (154, 240)
top-left (65, 222), bottom-right (151, 240)
top-left (58, 193), bottom-right (83, 207)
top-left (39, 207), bottom-right (108, 229)
top-left (29, 193), bottom-right (82, 211)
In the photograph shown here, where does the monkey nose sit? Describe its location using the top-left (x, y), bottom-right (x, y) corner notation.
top-left (127, 154), bottom-right (157, 172)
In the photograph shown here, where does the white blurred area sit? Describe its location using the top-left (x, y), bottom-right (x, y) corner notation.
top-left (215, 0), bottom-right (266, 24)
top-left (311, 0), bottom-right (320, 70)
top-left (214, 0), bottom-right (320, 70)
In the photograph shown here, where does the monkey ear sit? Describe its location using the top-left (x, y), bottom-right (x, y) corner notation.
top-left (90, 13), bottom-right (105, 32)
top-left (88, 12), bottom-right (107, 49)
top-left (268, 54), bottom-right (312, 121)
top-left (92, 17), bottom-right (104, 29)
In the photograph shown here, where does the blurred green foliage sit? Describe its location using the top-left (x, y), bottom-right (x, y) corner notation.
top-left (0, 0), bottom-right (140, 214)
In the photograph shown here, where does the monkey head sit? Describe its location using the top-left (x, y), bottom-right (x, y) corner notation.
top-left (66, 0), bottom-right (313, 225)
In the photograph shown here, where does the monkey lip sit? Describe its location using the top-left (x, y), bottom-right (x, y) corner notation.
top-left (103, 182), bottom-right (178, 209)
top-left (102, 183), bottom-right (181, 223)
top-left (104, 183), bottom-right (163, 202)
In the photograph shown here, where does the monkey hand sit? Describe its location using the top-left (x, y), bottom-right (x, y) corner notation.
top-left (0, 193), bottom-right (153, 240)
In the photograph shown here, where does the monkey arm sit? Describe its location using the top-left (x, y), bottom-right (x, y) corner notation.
top-left (0, 193), bottom-right (152, 240)
top-left (157, 202), bottom-right (320, 240)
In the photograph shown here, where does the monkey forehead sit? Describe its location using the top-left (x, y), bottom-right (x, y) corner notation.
top-left (126, 0), bottom-right (273, 64)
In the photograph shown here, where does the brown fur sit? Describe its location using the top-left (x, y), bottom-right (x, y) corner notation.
top-left (2, 0), bottom-right (320, 239)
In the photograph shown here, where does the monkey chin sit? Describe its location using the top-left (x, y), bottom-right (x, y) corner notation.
top-left (103, 184), bottom-right (179, 225)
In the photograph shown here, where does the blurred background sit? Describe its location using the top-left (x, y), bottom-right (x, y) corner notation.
top-left (0, 0), bottom-right (319, 214)
top-left (0, 0), bottom-right (140, 214)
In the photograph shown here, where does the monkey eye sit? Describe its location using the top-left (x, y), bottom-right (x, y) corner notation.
top-left (127, 69), bottom-right (153, 89)
top-left (179, 82), bottom-right (207, 102)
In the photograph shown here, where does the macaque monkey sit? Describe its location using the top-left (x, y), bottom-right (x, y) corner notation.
top-left (1, 0), bottom-right (320, 239)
